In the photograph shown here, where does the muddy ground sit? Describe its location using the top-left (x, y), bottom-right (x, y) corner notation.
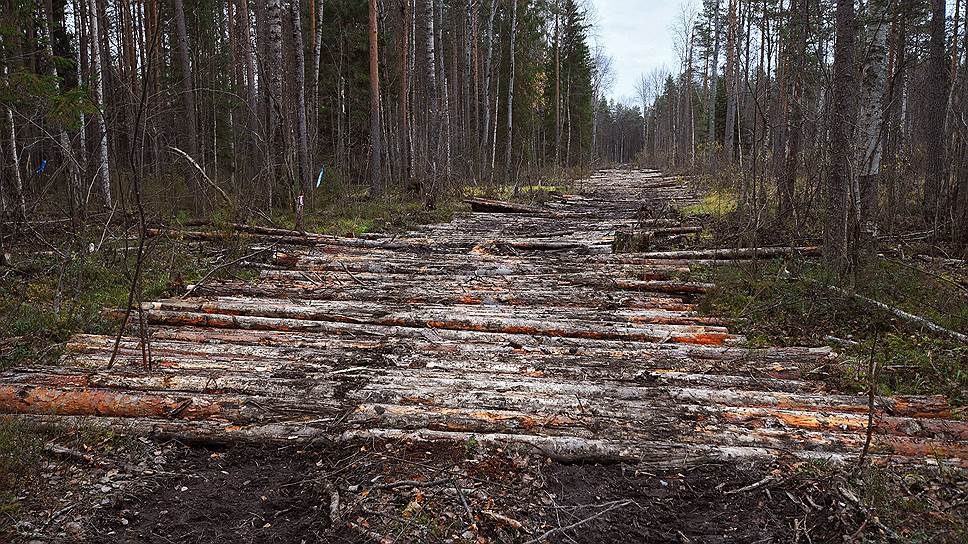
top-left (12, 434), bottom-right (962, 544)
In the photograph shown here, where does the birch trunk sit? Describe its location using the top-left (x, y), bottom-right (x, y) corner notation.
top-left (88, 0), bottom-right (112, 208)
top-left (3, 67), bottom-right (25, 216)
top-left (854, 0), bottom-right (890, 233)
top-left (481, 0), bottom-right (498, 171)
top-left (291, 0), bottom-right (311, 208)
top-left (436, 0), bottom-right (452, 179)
top-left (423, 0), bottom-right (439, 187)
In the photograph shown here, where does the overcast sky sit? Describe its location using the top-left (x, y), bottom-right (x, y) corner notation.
top-left (589, 0), bottom-right (686, 104)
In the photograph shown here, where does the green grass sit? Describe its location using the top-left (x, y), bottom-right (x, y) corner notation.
top-left (699, 259), bottom-right (968, 404)
top-left (680, 190), bottom-right (738, 218)
top-left (263, 187), bottom-right (463, 237)
top-left (0, 236), bottom-right (235, 371)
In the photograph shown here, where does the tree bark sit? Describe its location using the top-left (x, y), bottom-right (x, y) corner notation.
top-left (854, 0), bottom-right (890, 234)
top-left (723, 0), bottom-right (737, 164)
top-left (505, 0), bottom-right (518, 183)
top-left (88, 0), bottom-right (112, 208)
top-left (424, 0), bottom-right (439, 188)
top-left (368, 0), bottom-right (383, 193)
top-left (173, 0), bottom-right (200, 160)
top-left (923, 0), bottom-right (947, 226)
top-left (824, 0), bottom-right (858, 271)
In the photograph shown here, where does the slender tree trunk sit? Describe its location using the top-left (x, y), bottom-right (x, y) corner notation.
top-left (854, 0), bottom-right (890, 233)
top-left (708, 0), bottom-right (721, 152)
top-left (3, 67), bottom-right (25, 216)
top-left (554, 2), bottom-right (561, 168)
top-left (312, 0), bottom-right (325, 144)
top-left (424, 0), bottom-right (439, 189)
top-left (399, 0), bottom-right (412, 188)
top-left (780, 0), bottom-right (808, 223)
top-left (291, 0), bottom-right (311, 220)
top-left (436, 0), bottom-right (452, 179)
top-left (923, 0), bottom-right (947, 225)
top-left (267, 0), bottom-right (284, 189)
top-left (368, 0), bottom-right (382, 193)
top-left (724, 0), bottom-right (737, 164)
top-left (73, 0), bottom-right (88, 178)
top-left (481, 0), bottom-right (497, 172)
top-left (825, 0), bottom-right (858, 271)
top-left (504, 0), bottom-right (518, 183)
top-left (173, 0), bottom-right (199, 160)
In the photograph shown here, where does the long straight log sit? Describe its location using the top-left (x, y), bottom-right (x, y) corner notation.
top-left (120, 307), bottom-right (738, 346)
top-left (634, 246), bottom-right (821, 260)
top-left (0, 383), bottom-right (342, 423)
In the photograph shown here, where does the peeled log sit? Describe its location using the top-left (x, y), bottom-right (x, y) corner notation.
top-left (0, 383), bottom-right (342, 424)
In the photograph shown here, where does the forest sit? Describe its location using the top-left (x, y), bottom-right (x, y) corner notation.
top-left (1, 0), bottom-right (967, 542)
top-left (1, 0), bottom-right (602, 224)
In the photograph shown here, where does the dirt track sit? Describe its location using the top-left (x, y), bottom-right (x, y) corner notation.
top-left (3, 169), bottom-right (967, 542)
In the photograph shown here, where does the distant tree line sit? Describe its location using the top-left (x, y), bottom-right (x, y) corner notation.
top-left (622, 0), bottom-right (968, 260)
top-left (0, 0), bottom-right (599, 225)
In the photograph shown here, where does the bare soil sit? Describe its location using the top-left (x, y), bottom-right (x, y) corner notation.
top-left (62, 438), bottom-right (933, 544)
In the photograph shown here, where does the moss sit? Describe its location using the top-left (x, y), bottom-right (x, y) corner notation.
top-left (680, 190), bottom-right (738, 218)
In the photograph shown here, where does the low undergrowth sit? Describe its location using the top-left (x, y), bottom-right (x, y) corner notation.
top-left (0, 418), bottom-right (47, 524)
top-left (0, 233), bottom-right (222, 372)
top-left (791, 459), bottom-right (967, 542)
top-left (697, 257), bottom-right (968, 404)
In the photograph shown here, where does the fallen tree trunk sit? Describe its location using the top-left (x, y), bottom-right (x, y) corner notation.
top-left (634, 246), bottom-right (820, 260)
top-left (464, 197), bottom-right (553, 215)
top-left (0, 383), bottom-right (342, 423)
top-left (829, 286), bottom-right (968, 344)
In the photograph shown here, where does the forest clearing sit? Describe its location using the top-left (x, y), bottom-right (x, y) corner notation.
top-left (2, 0), bottom-right (968, 541)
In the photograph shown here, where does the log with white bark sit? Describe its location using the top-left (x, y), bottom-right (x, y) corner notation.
top-left (633, 246), bottom-right (821, 259)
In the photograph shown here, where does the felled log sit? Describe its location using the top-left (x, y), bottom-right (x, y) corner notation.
top-left (464, 197), bottom-right (552, 215)
top-left (119, 306), bottom-right (737, 346)
top-left (10, 414), bottom-right (334, 447)
top-left (634, 246), bottom-right (821, 260)
top-left (829, 286), bottom-right (968, 344)
top-left (0, 381), bottom-right (342, 424)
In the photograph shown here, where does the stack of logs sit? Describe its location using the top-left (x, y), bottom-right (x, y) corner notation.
top-left (1, 169), bottom-right (965, 466)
